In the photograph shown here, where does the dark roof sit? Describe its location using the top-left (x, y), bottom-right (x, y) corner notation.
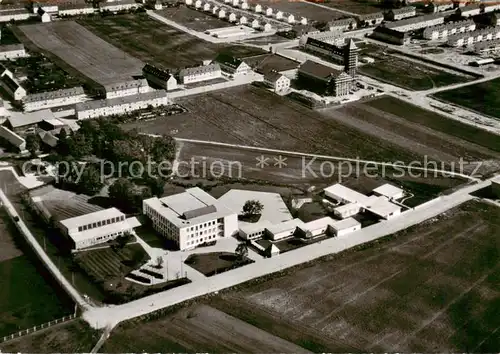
top-left (214, 53), bottom-right (243, 69)
top-left (373, 25), bottom-right (408, 38)
top-left (1, 74), bottom-right (20, 92)
top-left (264, 70), bottom-right (284, 82)
top-left (142, 63), bottom-right (173, 81)
top-left (306, 37), bottom-right (343, 54)
top-left (298, 60), bottom-right (342, 79)
top-left (182, 205), bottom-right (217, 219)
top-left (179, 63), bottom-right (220, 77)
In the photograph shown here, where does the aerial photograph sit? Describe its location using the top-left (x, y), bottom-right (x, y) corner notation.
top-left (0, 0), bottom-right (498, 351)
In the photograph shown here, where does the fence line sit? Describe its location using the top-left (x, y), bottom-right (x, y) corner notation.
top-left (1, 313), bottom-right (78, 344)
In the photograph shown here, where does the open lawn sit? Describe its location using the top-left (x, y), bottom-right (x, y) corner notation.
top-left (326, 96), bottom-right (500, 163)
top-left (123, 85), bottom-right (420, 163)
top-left (433, 77), bottom-right (500, 119)
top-left (364, 96), bottom-right (500, 155)
top-left (104, 200), bottom-right (500, 352)
top-left (307, 0), bottom-right (383, 14)
top-left (0, 319), bottom-right (100, 353)
top-left (249, 0), bottom-right (345, 22)
top-left (18, 21), bottom-right (145, 86)
top-left (77, 13), bottom-right (266, 70)
top-left (0, 213), bottom-right (74, 338)
top-left (358, 51), bottom-right (472, 90)
top-left (156, 6), bottom-right (232, 31)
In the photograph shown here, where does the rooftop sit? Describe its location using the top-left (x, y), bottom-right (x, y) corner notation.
top-left (22, 87), bottom-right (85, 103)
top-left (143, 63), bottom-right (174, 81)
top-left (390, 6), bottom-right (416, 14)
top-left (1, 73), bottom-right (20, 93)
top-left (59, 207), bottom-right (124, 230)
top-left (385, 13), bottom-right (445, 29)
top-left (300, 216), bottom-right (337, 231)
top-left (331, 217), bottom-right (361, 231)
top-left (179, 63), bottom-right (221, 77)
top-left (373, 183), bottom-right (404, 199)
top-left (214, 53), bottom-right (244, 69)
top-left (103, 79), bottom-right (148, 92)
top-left (7, 109), bottom-right (56, 129)
top-left (298, 60), bottom-right (343, 80)
top-left (75, 90), bottom-right (168, 111)
top-left (68, 218), bottom-right (136, 243)
top-left (364, 195), bottom-right (401, 218)
top-left (263, 70), bottom-right (285, 83)
top-left (266, 218), bottom-right (305, 235)
top-left (324, 184), bottom-right (371, 204)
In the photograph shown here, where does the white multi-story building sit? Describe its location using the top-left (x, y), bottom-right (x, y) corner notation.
top-left (0, 73), bottom-right (26, 101)
top-left (143, 187), bottom-right (238, 250)
top-left (264, 71), bottom-right (290, 93)
top-left (22, 87), bottom-right (87, 112)
top-left (75, 90), bottom-right (169, 119)
top-left (142, 64), bottom-right (178, 91)
top-left (178, 63), bottom-right (222, 84)
top-left (103, 79), bottom-right (149, 99)
top-left (59, 208), bottom-right (136, 250)
top-left (447, 27), bottom-right (500, 47)
top-left (0, 44), bottom-right (27, 60)
top-left (357, 12), bottom-right (384, 26)
top-left (386, 6), bottom-right (416, 21)
top-left (327, 17), bottom-right (357, 32)
top-left (0, 9), bottom-right (31, 22)
top-left (385, 13), bottom-right (445, 32)
top-left (58, 3), bottom-right (95, 16)
top-left (214, 53), bottom-right (251, 75)
top-left (423, 19), bottom-right (476, 40)
top-left (99, 0), bottom-right (140, 12)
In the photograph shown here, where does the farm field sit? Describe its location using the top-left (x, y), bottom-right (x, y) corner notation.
top-left (0, 209), bottom-right (74, 338)
top-left (364, 96), bottom-right (500, 154)
top-left (244, 53), bottom-right (300, 73)
top-left (155, 6), bottom-right (233, 31)
top-left (103, 200), bottom-right (500, 352)
top-left (306, 0), bottom-right (383, 14)
top-left (249, 0), bottom-right (345, 22)
top-left (18, 21), bottom-right (145, 86)
top-left (102, 304), bottom-right (312, 353)
top-left (433, 77), bottom-right (500, 119)
top-left (78, 14), bottom-right (266, 70)
top-left (0, 319), bottom-right (99, 353)
top-left (358, 51), bottom-right (472, 90)
top-left (123, 85), bottom-right (420, 163)
top-left (326, 96), bottom-right (500, 163)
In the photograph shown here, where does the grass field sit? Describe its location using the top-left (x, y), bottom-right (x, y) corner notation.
top-left (78, 14), bottom-right (265, 70)
top-left (156, 6), bottom-right (232, 31)
top-left (307, 0), bottom-right (383, 14)
top-left (364, 96), bottom-right (500, 155)
top-left (18, 21), bottom-right (145, 86)
top-left (433, 78), bottom-right (500, 119)
top-left (0, 319), bottom-right (100, 352)
top-left (0, 210), bottom-right (74, 338)
top-left (123, 85), bottom-right (420, 163)
top-left (103, 200), bottom-right (500, 352)
top-left (358, 50), bottom-right (472, 91)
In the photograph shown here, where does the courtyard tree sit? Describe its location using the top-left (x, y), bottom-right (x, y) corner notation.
top-left (242, 200), bottom-right (264, 216)
top-left (78, 165), bottom-right (104, 195)
top-left (155, 256), bottom-right (164, 269)
top-left (25, 134), bottom-right (40, 157)
top-left (235, 242), bottom-right (248, 261)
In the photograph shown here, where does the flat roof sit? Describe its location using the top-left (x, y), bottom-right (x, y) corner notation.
top-left (8, 109), bottom-right (56, 129)
top-left (239, 220), bottom-right (273, 234)
top-left (364, 196), bottom-right (401, 218)
top-left (300, 216), bottom-right (336, 231)
top-left (68, 219), bottom-right (133, 243)
top-left (324, 184), bottom-right (371, 204)
top-left (373, 183), bottom-right (404, 198)
top-left (75, 90), bottom-right (167, 111)
top-left (331, 217), bottom-right (360, 231)
top-left (334, 202), bottom-right (361, 213)
top-left (266, 218), bottom-right (304, 235)
top-left (60, 207), bottom-right (124, 229)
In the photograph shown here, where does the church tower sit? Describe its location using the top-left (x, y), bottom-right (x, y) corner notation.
top-left (344, 39), bottom-right (359, 77)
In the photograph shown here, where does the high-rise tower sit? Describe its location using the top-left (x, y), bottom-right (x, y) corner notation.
top-left (343, 39), bottom-right (359, 77)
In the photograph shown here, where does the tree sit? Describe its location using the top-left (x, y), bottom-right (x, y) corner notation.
top-left (235, 242), bottom-right (248, 261)
top-left (146, 177), bottom-right (165, 197)
top-left (242, 200), bottom-right (264, 216)
top-left (25, 134), bottom-right (40, 157)
top-left (109, 178), bottom-right (134, 205)
top-left (155, 256), bottom-right (164, 269)
top-left (78, 165), bottom-right (103, 195)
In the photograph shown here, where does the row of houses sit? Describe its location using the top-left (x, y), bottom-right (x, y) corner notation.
top-left (75, 90), bottom-right (169, 120)
top-left (22, 87), bottom-right (87, 112)
top-left (447, 26), bottom-right (500, 46)
top-left (473, 37), bottom-right (500, 53)
top-left (422, 19), bottom-right (476, 40)
top-left (199, 5), bottom-right (275, 31)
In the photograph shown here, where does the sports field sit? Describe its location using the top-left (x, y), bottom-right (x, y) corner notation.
top-left (103, 200), bottom-right (500, 352)
top-left (433, 78), bottom-right (500, 119)
top-left (18, 21), bottom-right (144, 86)
top-left (78, 13), bottom-right (265, 70)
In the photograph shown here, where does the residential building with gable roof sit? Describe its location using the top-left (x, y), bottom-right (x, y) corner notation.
top-left (385, 6), bottom-right (416, 21)
top-left (22, 87), bottom-right (87, 112)
top-left (178, 63), bottom-right (222, 84)
top-left (263, 70), bottom-right (290, 93)
top-left (142, 63), bottom-right (178, 91)
top-left (0, 72), bottom-right (26, 100)
top-left (103, 79), bottom-right (149, 99)
top-left (297, 60), bottom-right (353, 97)
top-left (213, 53), bottom-right (251, 75)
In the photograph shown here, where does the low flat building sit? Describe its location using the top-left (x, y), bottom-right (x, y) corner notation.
top-left (263, 71), bottom-right (290, 93)
top-left (372, 25), bottom-right (411, 45)
top-left (6, 109), bottom-right (57, 133)
top-left (364, 195), bottom-right (401, 219)
top-left (103, 79), bottom-right (149, 99)
top-left (373, 183), bottom-right (404, 200)
top-left (142, 63), bottom-right (178, 91)
top-left (296, 216), bottom-right (336, 238)
top-left (0, 125), bottom-right (26, 152)
top-left (427, 1), bottom-right (454, 13)
top-left (456, 3), bottom-right (481, 17)
top-left (386, 6), bottom-right (416, 21)
top-left (333, 202), bottom-right (362, 219)
top-left (423, 19), bottom-right (476, 40)
top-left (178, 63), bottom-right (222, 84)
top-left (0, 9), bottom-right (31, 22)
top-left (0, 73), bottom-right (26, 101)
top-left (331, 217), bottom-right (361, 237)
top-left (265, 218), bottom-right (305, 241)
top-left (75, 90), bottom-right (169, 119)
top-left (213, 53), bottom-right (251, 75)
top-left (239, 220), bottom-right (273, 240)
top-left (0, 44), bottom-right (27, 60)
top-left (357, 12), bottom-right (384, 26)
top-left (58, 2), bottom-right (95, 16)
top-left (143, 187), bottom-right (238, 250)
top-left (22, 87), bottom-right (87, 112)
top-left (59, 208), bottom-right (137, 249)
top-left (100, 0), bottom-right (140, 12)
top-left (324, 183), bottom-right (371, 205)
top-left (297, 60), bottom-right (353, 97)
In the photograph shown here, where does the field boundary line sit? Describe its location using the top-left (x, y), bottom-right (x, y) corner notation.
top-left (172, 137), bottom-right (481, 181)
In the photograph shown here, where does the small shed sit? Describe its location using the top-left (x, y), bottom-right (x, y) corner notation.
top-left (239, 15), bottom-right (248, 24)
top-left (254, 4), bottom-right (262, 12)
top-left (251, 19), bottom-right (260, 28)
top-left (229, 12), bottom-right (237, 22)
top-left (263, 23), bottom-right (272, 31)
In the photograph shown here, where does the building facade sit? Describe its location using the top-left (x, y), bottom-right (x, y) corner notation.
top-left (357, 12), bottom-right (384, 26)
top-left (327, 17), bottom-right (357, 32)
top-left (178, 63), bottom-right (222, 84)
top-left (297, 60), bottom-right (353, 97)
top-left (103, 79), bottom-right (149, 99)
top-left (423, 19), bottom-right (476, 40)
top-left (58, 3), bottom-right (95, 16)
top-left (0, 44), bottom-right (27, 60)
top-left (0, 9), bottom-right (31, 22)
top-left (263, 71), bottom-right (290, 93)
top-left (386, 6), bottom-right (416, 21)
top-left (142, 63), bottom-right (178, 90)
top-left (143, 187), bottom-right (238, 250)
top-left (447, 27), bottom-right (500, 46)
top-left (0, 73), bottom-right (26, 101)
top-left (214, 53), bottom-right (251, 75)
top-left (22, 87), bottom-right (87, 112)
top-left (372, 25), bottom-right (411, 45)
